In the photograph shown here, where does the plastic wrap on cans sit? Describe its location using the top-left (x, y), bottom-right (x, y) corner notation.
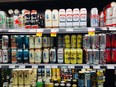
top-left (70, 48), bottom-right (77, 64)
top-left (0, 50), bottom-right (3, 63)
top-left (105, 48), bottom-right (111, 63)
top-left (106, 7), bottom-right (113, 26)
top-left (86, 49), bottom-right (93, 64)
top-left (64, 35), bottom-right (71, 48)
top-left (66, 9), bottom-right (73, 27)
top-left (112, 48), bottom-right (116, 63)
top-left (77, 34), bottom-right (82, 48)
top-left (50, 48), bottom-right (56, 63)
top-left (52, 9), bottom-right (59, 28)
top-left (2, 49), bottom-right (8, 63)
top-left (71, 35), bottom-right (76, 48)
top-left (35, 36), bottom-right (42, 48)
top-left (99, 34), bottom-right (106, 49)
top-left (2, 35), bottom-right (8, 50)
top-left (111, 34), bottom-right (116, 48)
top-left (57, 35), bottom-right (63, 48)
top-left (29, 35), bottom-right (35, 49)
top-left (92, 34), bottom-right (100, 49)
top-left (73, 8), bottom-right (79, 27)
top-left (99, 11), bottom-right (104, 27)
top-left (99, 49), bottom-right (106, 64)
top-left (93, 49), bottom-right (99, 64)
top-left (35, 49), bottom-right (42, 64)
top-left (64, 48), bottom-right (71, 64)
top-left (24, 10), bottom-right (31, 29)
top-left (17, 49), bottom-right (23, 63)
top-left (11, 49), bottom-right (17, 63)
top-left (112, 6), bottom-right (116, 26)
top-left (80, 8), bottom-right (87, 27)
top-left (57, 48), bottom-right (64, 64)
top-left (90, 8), bottom-right (99, 27)
top-left (45, 9), bottom-right (52, 28)
top-left (77, 48), bottom-right (83, 64)
top-left (106, 34), bottom-right (111, 48)
top-left (0, 11), bottom-right (6, 28)
top-left (83, 35), bottom-right (91, 49)
top-left (85, 71), bottom-right (91, 87)
top-left (23, 49), bottom-right (29, 63)
top-left (23, 35), bottom-right (29, 49)
top-left (29, 49), bottom-right (35, 64)
top-left (59, 9), bottom-right (66, 27)
top-left (11, 35), bottom-right (17, 49)
top-left (43, 48), bottom-right (49, 63)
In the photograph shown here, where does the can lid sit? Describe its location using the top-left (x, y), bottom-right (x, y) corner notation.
top-left (54, 83), bottom-right (59, 86)
top-left (8, 9), bottom-right (14, 15)
top-left (60, 83), bottom-right (65, 86)
top-left (66, 83), bottom-right (71, 86)
top-left (14, 9), bottom-right (20, 15)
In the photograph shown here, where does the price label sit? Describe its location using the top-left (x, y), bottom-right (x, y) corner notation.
top-left (29, 29), bottom-right (36, 32)
top-left (8, 29), bottom-right (15, 32)
top-left (66, 28), bottom-right (73, 32)
top-left (70, 65), bottom-right (75, 68)
top-left (19, 65), bottom-right (25, 69)
top-left (52, 65), bottom-right (57, 68)
top-left (83, 65), bottom-right (89, 69)
top-left (93, 65), bottom-right (100, 69)
top-left (107, 66), bottom-right (114, 69)
top-left (88, 28), bottom-right (95, 36)
top-left (32, 65), bottom-right (38, 68)
top-left (51, 29), bottom-right (58, 37)
top-left (36, 29), bottom-right (43, 37)
top-left (45, 65), bottom-right (51, 68)
top-left (9, 65), bottom-right (15, 68)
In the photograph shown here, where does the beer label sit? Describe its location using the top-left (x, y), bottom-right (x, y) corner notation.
top-left (12, 49), bottom-right (17, 63)
top-left (29, 36), bottom-right (35, 49)
top-left (50, 48), bottom-right (56, 63)
top-left (24, 70), bottom-right (30, 85)
top-left (35, 49), bottom-right (42, 63)
top-left (64, 48), bottom-right (71, 64)
top-left (35, 36), bottom-right (42, 48)
top-left (93, 49), bottom-right (99, 64)
top-left (77, 49), bottom-right (83, 64)
top-left (12, 70), bottom-right (18, 85)
top-left (43, 49), bottom-right (49, 63)
top-left (71, 48), bottom-right (77, 64)
top-left (23, 49), bottom-right (29, 63)
top-left (29, 50), bottom-right (35, 63)
top-left (86, 49), bottom-right (93, 64)
top-left (18, 70), bottom-right (24, 85)
top-left (43, 36), bottom-right (48, 47)
top-left (73, 8), bottom-right (79, 27)
top-left (57, 48), bottom-right (63, 63)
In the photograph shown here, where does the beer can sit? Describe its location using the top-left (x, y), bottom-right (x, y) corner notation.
top-left (64, 35), bottom-right (70, 48)
top-left (29, 35), bottom-right (35, 49)
top-left (41, 68), bottom-right (45, 80)
top-left (43, 35), bottom-right (48, 48)
top-left (12, 69), bottom-right (18, 85)
top-left (59, 9), bottom-right (66, 28)
top-left (43, 48), bottom-right (49, 63)
top-left (17, 49), bottom-right (23, 63)
top-left (23, 49), bottom-right (29, 63)
top-left (11, 49), bottom-right (17, 64)
top-left (92, 34), bottom-right (100, 49)
top-left (64, 48), bottom-right (71, 64)
top-left (90, 8), bottom-right (99, 27)
top-left (0, 39), bottom-right (2, 49)
top-left (77, 48), bottom-right (83, 64)
top-left (111, 34), bottom-right (116, 48)
top-left (47, 36), bottom-right (50, 47)
top-left (0, 49), bottom-right (3, 63)
top-left (24, 10), bottom-right (31, 29)
top-left (37, 69), bottom-right (42, 78)
top-left (50, 37), bottom-right (55, 47)
top-left (57, 35), bottom-right (63, 48)
top-left (6, 17), bottom-right (13, 29)
top-left (35, 49), bottom-right (42, 64)
top-left (90, 70), bottom-right (97, 87)
top-left (29, 49), bottom-right (35, 64)
top-left (11, 35), bottom-right (17, 49)
top-left (23, 35), bottom-right (29, 49)
top-left (97, 70), bottom-right (105, 83)
top-left (17, 35), bottom-right (23, 49)
top-left (3, 82), bottom-right (9, 87)
top-left (73, 8), bottom-right (80, 27)
top-left (2, 49), bottom-right (8, 63)
top-left (13, 14), bottom-right (19, 29)
top-left (57, 48), bottom-right (64, 64)
top-left (93, 49), bottom-right (99, 64)
top-left (105, 48), bottom-right (111, 63)
top-left (70, 48), bottom-right (77, 64)
top-left (106, 34), bottom-right (111, 48)
top-left (86, 49), bottom-right (93, 64)
top-left (66, 9), bottom-right (73, 27)
top-left (45, 9), bottom-right (52, 28)
top-left (18, 14), bottom-right (24, 28)
top-left (50, 48), bottom-right (56, 63)
top-left (80, 8), bottom-right (87, 27)
top-left (83, 35), bottom-right (91, 49)
top-left (111, 48), bottom-right (116, 63)
top-left (0, 11), bottom-right (6, 28)
top-left (52, 9), bottom-right (59, 28)
top-left (45, 68), bottom-right (51, 79)
top-left (99, 49), bottom-right (106, 64)
top-left (99, 34), bottom-right (106, 49)
top-left (39, 15), bottom-right (45, 28)
top-left (35, 36), bottom-right (42, 49)
top-left (2, 35), bottom-right (8, 50)
top-left (71, 35), bottom-right (76, 48)
top-left (18, 70), bottom-right (24, 85)
top-left (77, 34), bottom-right (82, 48)
top-left (85, 71), bottom-right (91, 87)
top-left (99, 11), bottom-right (104, 27)
top-left (78, 71), bottom-right (85, 87)
top-left (112, 6), bottom-right (116, 27)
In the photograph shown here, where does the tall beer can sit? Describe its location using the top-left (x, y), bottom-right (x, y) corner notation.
top-left (83, 35), bottom-right (91, 49)
top-left (11, 35), bottom-right (17, 49)
top-left (85, 71), bottom-right (91, 87)
top-left (93, 49), bottom-right (99, 64)
top-left (106, 34), bottom-right (111, 48)
top-left (50, 48), bottom-right (56, 63)
top-left (43, 35), bottom-right (48, 48)
top-left (71, 35), bottom-right (76, 48)
top-left (99, 34), bottom-right (106, 49)
top-left (99, 11), bottom-right (104, 27)
top-left (13, 14), bottom-right (19, 29)
top-left (35, 49), bottom-right (42, 64)
top-left (11, 49), bottom-right (17, 64)
top-left (23, 35), bottom-right (29, 49)
top-left (57, 35), bottom-right (63, 48)
top-left (6, 17), bottom-right (13, 29)
top-left (112, 6), bottom-right (116, 27)
top-left (2, 35), bottom-right (8, 50)
top-left (0, 50), bottom-right (3, 63)
top-left (17, 49), bottom-right (23, 63)
top-left (59, 9), bottom-right (66, 28)
top-left (111, 48), bottom-right (116, 63)
top-left (86, 49), bottom-right (93, 64)
top-left (77, 34), bottom-right (83, 48)
top-left (23, 49), bottom-right (29, 63)
top-left (64, 48), bottom-right (71, 64)
top-left (99, 49), bottom-right (106, 64)
top-left (92, 34), bottom-right (100, 49)
top-left (111, 34), bottom-right (116, 48)
top-left (64, 35), bottom-right (70, 48)
top-left (29, 35), bottom-right (35, 49)
top-left (66, 9), bottom-right (73, 27)
top-left (57, 48), bottom-right (64, 64)
top-left (2, 49), bottom-right (8, 63)
top-left (29, 49), bottom-right (35, 64)
top-left (70, 48), bottom-right (77, 64)
top-left (77, 48), bottom-right (83, 64)
top-left (43, 48), bottom-right (49, 63)
top-left (105, 48), bottom-right (111, 64)
top-left (0, 11), bottom-right (6, 28)
top-left (18, 14), bottom-right (24, 28)
top-left (35, 36), bottom-right (42, 49)
top-left (17, 35), bottom-right (23, 49)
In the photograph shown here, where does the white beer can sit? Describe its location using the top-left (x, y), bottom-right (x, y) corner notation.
top-left (112, 6), bottom-right (116, 27)
top-left (2, 35), bottom-right (8, 50)
top-left (57, 48), bottom-right (64, 63)
top-left (43, 48), bottom-right (49, 63)
top-left (2, 49), bottom-right (8, 63)
top-left (35, 49), bottom-right (42, 64)
top-left (35, 36), bottom-right (42, 48)
top-left (29, 35), bottom-right (35, 49)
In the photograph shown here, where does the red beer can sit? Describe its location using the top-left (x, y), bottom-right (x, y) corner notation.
top-left (105, 48), bottom-right (111, 63)
top-left (106, 34), bottom-right (111, 48)
top-left (111, 34), bottom-right (116, 48)
top-left (112, 48), bottom-right (116, 63)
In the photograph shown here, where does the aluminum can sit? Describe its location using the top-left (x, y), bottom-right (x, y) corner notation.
top-left (29, 35), bottom-right (35, 49)
top-left (50, 37), bottom-right (55, 47)
top-left (99, 11), bottom-right (104, 27)
top-left (50, 48), bottom-right (56, 63)
top-left (35, 36), bottom-right (42, 48)
top-left (84, 71), bottom-right (91, 87)
top-left (13, 14), bottom-right (19, 29)
top-left (2, 35), bottom-right (8, 50)
top-left (105, 48), bottom-right (111, 63)
top-left (59, 9), bottom-right (66, 27)
top-left (43, 35), bottom-right (48, 48)
top-left (111, 34), bottom-right (116, 48)
top-left (29, 49), bottom-right (35, 64)
top-left (78, 71), bottom-right (85, 87)
top-left (17, 49), bottom-right (23, 63)
top-left (57, 35), bottom-right (63, 48)
top-left (71, 35), bottom-right (76, 48)
top-left (77, 34), bottom-right (82, 48)
top-left (18, 14), bottom-right (24, 28)
top-left (106, 34), bottom-right (111, 48)
top-left (23, 35), bottom-right (29, 49)
top-left (0, 11), bottom-right (6, 28)
top-left (99, 49), bottom-right (106, 64)
top-left (92, 34), bottom-right (100, 49)
top-left (66, 9), bottom-right (73, 27)
top-left (64, 35), bottom-right (70, 48)
top-left (83, 35), bottom-right (91, 49)
top-left (17, 35), bottom-right (23, 49)
top-left (47, 36), bottom-right (50, 47)
top-left (0, 39), bottom-right (2, 49)
top-left (70, 48), bottom-right (77, 64)
top-left (112, 6), bottom-right (116, 27)
top-left (86, 49), bottom-right (93, 64)
top-left (43, 48), bottom-right (49, 63)
top-left (6, 17), bottom-right (13, 29)
top-left (73, 8), bottom-right (79, 27)
top-left (99, 34), bottom-right (106, 49)
top-left (77, 48), bottom-right (83, 64)
top-left (11, 49), bottom-right (17, 64)
top-left (2, 49), bottom-right (8, 63)
top-left (35, 49), bottom-right (42, 64)
top-left (11, 35), bottom-right (17, 49)
top-left (0, 49), bottom-right (3, 63)
top-left (111, 48), bottom-right (116, 63)
top-left (90, 8), bottom-right (99, 27)
top-left (57, 48), bottom-right (64, 64)
top-left (93, 49), bottom-right (99, 64)
top-left (23, 49), bottom-right (29, 63)
top-left (64, 48), bottom-right (71, 64)
top-left (39, 15), bottom-right (45, 28)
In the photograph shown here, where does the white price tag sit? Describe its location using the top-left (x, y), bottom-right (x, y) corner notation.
top-left (88, 28), bottom-right (95, 32)
top-left (52, 65), bottom-right (57, 68)
top-left (29, 29), bottom-right (36, 32)
top-left (93, 65), bottom-right (100, 69)
top-left (51, 29), bottom-right (59, 32)
top-left (109, 27), bottom-right (116, 30)
top-left (9, 65), bottom-right (15, 68)
top-left (32, 65), bottom-right (38, 68)
top-left (66, 28), bottom-right (73, 32)
top-left (45, 65), bottom-right (51, 68)
top-left (8, 30), bottom-right (15, 32)
top-left (83, 65), bottom-right (89, 69)
top-left (70, 65), bottom-right (74, 68)
top-left (37, 29), bottom-right (43, 32)
top-left (19, 65), bottom-right (25, 68)
top-left (107, 66), bottom-right (114, 69)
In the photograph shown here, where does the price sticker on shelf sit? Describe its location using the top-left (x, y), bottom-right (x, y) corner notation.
top-left (70, 65), bottom-right (75, 68)
top-left (36, 29), bottom-right (43, 37)
top-left (45, 65), bottom-right (51, 68)
top-left (88, 28), bottom-right (95, 36)
top-left (83, 65), bottom-right (89, 69)
top-left (107, 65), bottom-right (114, 69)
top-left (19, 65), bottom-right (25, 69)
top-left (93, 65), bottom-right (100, 69)
top-left (66, 28), bottom-right (73, 32)
top-left (51, 29), bottom-right (59, 37)
top-left (9, 65), bottom-right (15, 68)
top-left (29, 29), bottom-right (36, 32)
top-left (32, 65), bottom-right (38, 68)
top-left (52, 65), bottom-right (57, 68)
